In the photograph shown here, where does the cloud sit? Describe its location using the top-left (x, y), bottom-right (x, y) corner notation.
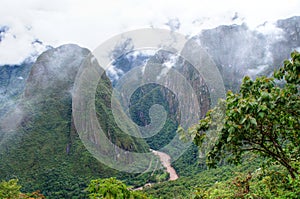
top-left (166, 18), bottom-right (181, 32)
top-left (0, 0), bottom-right (300, 65)
top-left (0, 23), bottom-right (48, 65)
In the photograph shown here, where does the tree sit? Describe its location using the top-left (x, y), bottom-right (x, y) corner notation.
top-left (86, 177), bottom-right (150, 199)
top-left (189, 51), bottom-right (300, 179)
top-left (0, 179), bottom-right (45, 199)
top-left (0, 179), bottom-right (21, 199)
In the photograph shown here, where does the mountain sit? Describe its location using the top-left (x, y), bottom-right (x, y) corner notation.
top-left (198, 16), bottom-right (300, 91)
top-left (105, 16), bottom-right (300, 176)
top-left (0, 44), bottom-right (151, 198)
top-left (0, 62), bottom-right (32, 101)
top-left (0, 15), bottom-right (299, 198)
top-left (0, 60), bottom-right (33, 108)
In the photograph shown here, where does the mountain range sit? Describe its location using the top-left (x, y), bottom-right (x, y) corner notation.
top-left (0, 16), bottom-right (299, 198)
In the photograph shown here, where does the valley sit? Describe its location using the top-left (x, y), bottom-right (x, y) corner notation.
top-left (0, 15), bottom-right (299, 198)
top-left (151, 149), bottom-right (178, 181)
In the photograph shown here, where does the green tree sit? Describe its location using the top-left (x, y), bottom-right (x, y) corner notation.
top-left (189, 51), bottom-right (300, 179)
top-left (0, 179), bottom-right (21, 199)
top-left (86, 177), bottom-right (150, 199)
top-left (0, 179), bottom-right (46, 199)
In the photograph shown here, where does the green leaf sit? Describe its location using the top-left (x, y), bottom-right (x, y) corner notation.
top-left (250, 117), bottom-right (257, 126)
top-left (228, 126), bottom-right (235, 134)
top-left (227, 136), bottom-right (232, 142)
top-left (258, 112), bottom-right (265, 119)
top-left (240, 117), bottom-right (246, 124)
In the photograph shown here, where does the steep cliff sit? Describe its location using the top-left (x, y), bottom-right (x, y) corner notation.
top-left (0, 44), bottom-right (149, 198)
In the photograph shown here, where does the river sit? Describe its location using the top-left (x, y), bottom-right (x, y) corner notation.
top-left (150, 149), bottom-right (179, 181)
top-left (134, 149), bottom-right (178, 190)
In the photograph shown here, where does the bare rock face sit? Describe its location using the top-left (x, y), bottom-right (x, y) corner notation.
top-left (0, 62), bottom-right (33, 117)
top-left (0, 62), bottom-right (32, 100)
top-left (197, 16), bottom-right (300, 91)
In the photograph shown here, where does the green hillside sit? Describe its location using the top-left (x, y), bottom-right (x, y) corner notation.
top-left (0, 45), bottom-right (154, 198)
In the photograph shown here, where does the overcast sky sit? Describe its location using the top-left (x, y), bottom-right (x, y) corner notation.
top-left (0, 0), bottom-right (300, 65)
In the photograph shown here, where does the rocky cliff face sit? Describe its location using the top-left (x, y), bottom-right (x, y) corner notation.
top-left (198, 16), bottom-right (300, 91)
top-left (0, 62), bottom-right (33, 118)
top-left (0, 62), bottom-right (32, 100)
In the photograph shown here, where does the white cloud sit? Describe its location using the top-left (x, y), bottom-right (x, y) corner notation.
top-left (0, 0), bottom-right (300, 65)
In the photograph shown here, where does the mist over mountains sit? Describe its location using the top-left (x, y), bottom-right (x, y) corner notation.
top-left (1, 15), bottom-right (299, 156)
top-left (107, 16), bottom-right (300, 91)
top-left (0, 15), bottom-right (299, 197)
top-left (1, 16), bottom-right (299, 97)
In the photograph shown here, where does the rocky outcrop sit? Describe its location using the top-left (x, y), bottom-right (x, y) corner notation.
top-left (197, 16), bottom-right (300, 91)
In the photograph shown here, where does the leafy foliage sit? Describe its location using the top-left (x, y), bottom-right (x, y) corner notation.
top-left (189, 51), bottom-right (300, 178)
top-left (193, 164), bottom-right (300, 199)
top-left (144, 158), bottom-right (262, 199)
top-left (0, 179), bottom-right (21, 199)
top-left (274, 51), bottom-right (300, 84)
top-left (86, 178), bottom-right (150, 199)
top-left (0, 179), bottom-right (45, 199)
top-left (172, 144), bottom-right (205, 177)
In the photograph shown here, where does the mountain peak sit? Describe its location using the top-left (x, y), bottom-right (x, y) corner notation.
top-left (24, 44), bottom-right (90, 97)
